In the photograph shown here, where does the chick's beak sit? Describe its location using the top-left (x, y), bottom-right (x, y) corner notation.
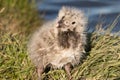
top-left (57, 19), bottom-right (63, 28)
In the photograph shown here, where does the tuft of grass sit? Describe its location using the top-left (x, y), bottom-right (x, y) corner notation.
top-left (0, 32), bottom-right (37, 80)
top-left (72, 30), bottom-right (120, 80)
top-left (0, 0), bottom-right (42, 79)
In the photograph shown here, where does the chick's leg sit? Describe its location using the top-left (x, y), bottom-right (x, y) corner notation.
top-left (64, 63), bottom-right (73, 80)
top-left (37, 66), bottom-right (44, 80)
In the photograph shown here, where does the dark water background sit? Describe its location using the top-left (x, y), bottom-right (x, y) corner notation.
top-left (36, 0), bottom-right (120, 32)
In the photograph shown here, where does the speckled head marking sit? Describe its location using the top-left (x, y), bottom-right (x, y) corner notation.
top-left (56, 6), bottom-right (87, 33)
top-left (56, 6), bottom-right (87, 49)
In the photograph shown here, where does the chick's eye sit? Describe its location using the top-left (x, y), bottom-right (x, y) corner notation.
top-left (64, 21), bottom-right (69, 25)
top-left (72, 21), bottom-right (76, 25)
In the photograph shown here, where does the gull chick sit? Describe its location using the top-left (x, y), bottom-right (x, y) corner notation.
top-left (27, 6), bottom-right (87, 80)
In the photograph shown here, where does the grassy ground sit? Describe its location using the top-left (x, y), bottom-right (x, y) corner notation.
top-left (0, 32), bottom-right (37, 80)
top-left (0, 1), bottom-right (120, 80)
top-left (0, 0), bottom-right (41, 79)
top-left (0, 24), bottom-right (120, 80)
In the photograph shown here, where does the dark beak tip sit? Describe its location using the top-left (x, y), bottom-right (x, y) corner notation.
top-left (57, 25), bottom-right (61, 28)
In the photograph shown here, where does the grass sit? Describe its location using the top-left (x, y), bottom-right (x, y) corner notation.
top-left (0, 0), bottom-right (41, 79)
top-left (72, 30), bottom-right (120, 80)
top-left (0, 0), bottom-right (43, 34)
top-left (0, 0), bottom-right (120, 80)
top-left (0, 32), bottom-right (37, 80)
top-left (0, 22), bottom-right (120, 80)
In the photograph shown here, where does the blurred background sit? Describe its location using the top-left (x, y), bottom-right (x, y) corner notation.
top-left (37, 0), bottom-right (120, 32)
top-left (0, 0), bottom-right (120, 34)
